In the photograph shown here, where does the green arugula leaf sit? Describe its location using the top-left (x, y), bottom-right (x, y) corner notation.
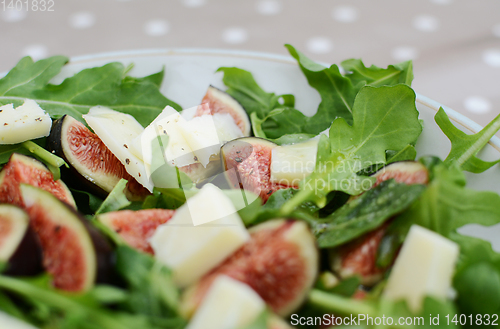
top-left (95, 179), bottom-right (131, 215)
top-left (70, 188), bottom-right (104, 215)
top-left (219, 46), bottom-right (416, 140)
top-left (114, 245), bottom-right (182, 323)
top-left (286, 44), bottom-right (360, 131)
top-left (241, 188), bottom-right (319, 227)
top-left (250, 108), bottom-right (308, 139)
top-left (0, 56), bottom-right (181, 127)
top-left (216, 67), bottom-right (293, 119)
top-left (281, 85), bottom-right (422, 213)
top-left (341, 58), bottom-right (414, 87)
top-left (217, 67), bottom-right (299, 139)
top-left (450, 233), bottom-right (500, 317)
top-left (357, 145), bottom-right (417, 177)
top-left (123, 67), bottom-right (165, 89)
top-left (311, 180), bottom-right (425, 248)
top-left (0, 144), bottom-right (31, 165)
top-left (315, 274), bottom-right (361, 297)
top-left (436, 108), bottom-right (500, 173)
top-left (0, 56), bottom-right (68, 97)
top-left (0, 274), bottom-right (163, 329)
top-left (398, 162), bottom-right (500, 237)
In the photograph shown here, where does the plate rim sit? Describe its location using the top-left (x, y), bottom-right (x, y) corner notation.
top-left (8, 47), bottom-right (500, 152)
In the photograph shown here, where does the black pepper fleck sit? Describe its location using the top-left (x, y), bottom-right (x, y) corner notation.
top-left (124, 144), bottom-right (128, 148)
top-left (235, 157), bottom-right (242, 163)
top-left (125, 158), bottom-right (130, 165)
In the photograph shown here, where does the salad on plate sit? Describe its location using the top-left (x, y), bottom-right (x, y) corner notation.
top-left (0, 44), bottom-right (499, 329)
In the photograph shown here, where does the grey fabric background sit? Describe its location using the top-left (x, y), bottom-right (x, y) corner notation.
top-left (1, 0), bottom-right (499, 127)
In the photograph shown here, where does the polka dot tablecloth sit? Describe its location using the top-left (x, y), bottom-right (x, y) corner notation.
top-left (1, 0), bottom-right (499, 128)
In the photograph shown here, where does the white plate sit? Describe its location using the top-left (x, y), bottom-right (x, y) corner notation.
top-left (53, 48), bottom-right (500, 249)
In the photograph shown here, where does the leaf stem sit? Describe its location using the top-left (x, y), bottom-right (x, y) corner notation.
top-left (0, 275), bottom-right (131, 329)
top-left (455, 112), bottom-right (500, 168)
top-left (309, 289), bottom-right (377, 316)
top-left (21, 141), bottom-right (67, 168)
top-left (280, 188), bottom-right (314, 215)
top-left (22, 141), bottom-right (68, 180)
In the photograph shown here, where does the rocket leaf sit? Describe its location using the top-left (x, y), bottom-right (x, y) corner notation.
top-left (219, 45), bottom-right (415, 140)
top-left (281, 85), bottom-right (422, 213)
top-left (0, 56), bottom-right (181, 127)
top-left (286, 44), bottom-right (359, 132)
top-left (451, 233), bottom-right (500, 317)
top-left (341, 58), bottom-right (414, 87)
top-left (435, 107), bottom-right (500, 173)
top-left (310, 180), bottom-right (425, 249)
top-left (398, 162), bottom-right (500, 237)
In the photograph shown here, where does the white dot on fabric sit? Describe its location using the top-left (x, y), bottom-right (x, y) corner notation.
top-left (391, 46), bottom-right (419, 61)
top-left (2, 9), bottom-right (27, 22)
top-left (482, 49), bottom-right (500, 67)
top-left (332, 6), bottom-right (358, 23)
top-left (493, 24), bottom-right (500, 38)
top-left (144, 20), bottom-right (170, 36)
top-left (22, 45), bottom-right (48, 61)
top-left (256, 0), bottom-right (282, 15)
top-left (69, 11), bottom-right (96, 29)
top-left (306, 37), bottom-right (333, 54)
top-left (464, 96), bottom-right (492, 115)
top-left (222, 27), bottom-right (248, 44)
top-left (182, 0), bottom-right (207, 8)
top-left (430, 0), bottom-right (454, 5)
top-left (413, 15), bottom-right (439, 32)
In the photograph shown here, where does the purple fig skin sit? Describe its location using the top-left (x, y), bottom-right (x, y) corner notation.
top-left (0, 204), bottom-right (43, 276)
top-left (58, 201), bottom-right (116, 286)
top-left (4, 225), bottom-right (44, 276)
top-left (47, 115), bottom-right (111, 198)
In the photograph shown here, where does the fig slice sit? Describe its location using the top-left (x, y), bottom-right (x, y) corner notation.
top-left (372, 161), bottom-right (429, 186)
top-left (221, 137), bottom-right (290, 203)
top-left (0, 204), bottom-right (43, 276)
top-left (195, 85), bottom-right (251, 136)
top-left (47, 115), bottom-right (150, 201)
top-left (20, 184), bottom-right (114, 292)
top-left (97, 209), bottom-right (175, 254)
top-left (0, 153), bottom-right (76, 208)
top-left (331, 222), bottom-right (389, 286)
top-left (181, 219), bottom-right (319, 317)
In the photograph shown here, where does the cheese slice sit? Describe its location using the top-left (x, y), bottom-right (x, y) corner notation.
top-left (0, 100), bottom-right (52, 144)
top-left (150, 183), bottom-right (250, 287)
top-left (83, 106), bottom-right (153, 192)
top-left (186, 275), bottom-right (265, 329)
top-left (383, 225), bottom-right (459, 312)
top-left (270, 138), bottom-right (319, 186)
